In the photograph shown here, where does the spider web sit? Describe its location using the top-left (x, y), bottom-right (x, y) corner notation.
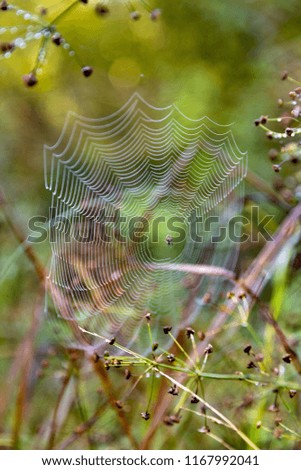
top-left (44, 93), bottom-right (247, 353)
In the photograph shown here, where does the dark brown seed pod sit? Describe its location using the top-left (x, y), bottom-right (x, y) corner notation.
top-left (81, 66), bottom-right (93, 77)
top-left (243, 344), bottom-right (252, 355)
top-left (95, 3), bottom-right (109, 15)
top-left (168, 385), bottom-right (179, 396)
top-left (272, 164), bottom-right (281, 173)
top-left (52, 33), bottom-right (63, 46)
top-left (0, 42), bottom-right (14, 53)
top-left (191, 396), bottom-right (199, 404)
top-left (186, 327), bottom-right (195, 338)
top-left (266, 131), bottom-right (273, 140)
top-left (107, 336), bottom-right (115, 345)
top-left (163, 416), bottom-right (174, 426)
top-left (0, 1), bottom-right (8, 10)
top-left (22, 73), bottom-right (38, 87)
top-left (152, 342), bottom-right (158, 351)
top-left (167, 354), bottom-right (175, 363)
top-left (163, 325), bottom-right (172, 334)
top-left (286, 127), bottom-right (294, 137)
top-left (130, 11), bottom-right (141, 21)
top-left (282, 354), bottom-right (292, 364)
top-left (247, 361), bottom-right (256, 369)
top-left (204, 344), bottom-right (213, 354)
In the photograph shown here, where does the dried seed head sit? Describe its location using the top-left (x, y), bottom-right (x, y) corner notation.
top-left (0, 42), bottom-right (14, 53)
top-left (266, 131), bottom-right (273, 140)
top-left (190, 396), bottom-right (199, 404)
top-left (246, 361), bottom-right (256, 369)
top-left (272, 164), bottom-right (281, 173)
top-left (141, 411), bottom-right (150, 420)
top-left (285, 127), bottom-right (294, 137)
top-left (52, 33), bottom-right (63, 46)
top-left (186, 327), bottom-right (195, 338)
top-left (243, 344), bottom-right (252, 355)
top-left (95, 3), bottom-right (109, 15)
top-left (168, 384), bottom-right (179, 396)
top-left (150, 8), bottom-right (161, 21)
top-left (115, 400), bottom-right (123, 409)
top-left (130, 11), bottom-right (141, 21)
top-left (0, 1), bottom-right (8, 10)
top-left (152, 342), bottom-right (158, 351)
top-left (81, 66), bottom-right (93, 77)
top-left (167, 353), bottom-right (175, 363)
top-left (254, 115), bottom-right (268, 126)
top-left (163, 416), bottom-right (174, 426)
top-left (124, 369), bottom-right (131, 380)
top-left (282, 354), bottom-right (292, 364)
top-left (204, 344), bottom-right (213, 354)
top-left (281, 70), bottom-right (288, 81)
top-left (23, 73), bottom-right (38, 87)
top-left (163, 325), bottom-right (172, 334)
top-left (198, 425), bottom-right (210, 434)
top-left (289, 389), bottom-right (297, 398)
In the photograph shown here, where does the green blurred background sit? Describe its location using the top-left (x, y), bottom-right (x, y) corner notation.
top-left (1, 0), bottom-right (301, 450)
